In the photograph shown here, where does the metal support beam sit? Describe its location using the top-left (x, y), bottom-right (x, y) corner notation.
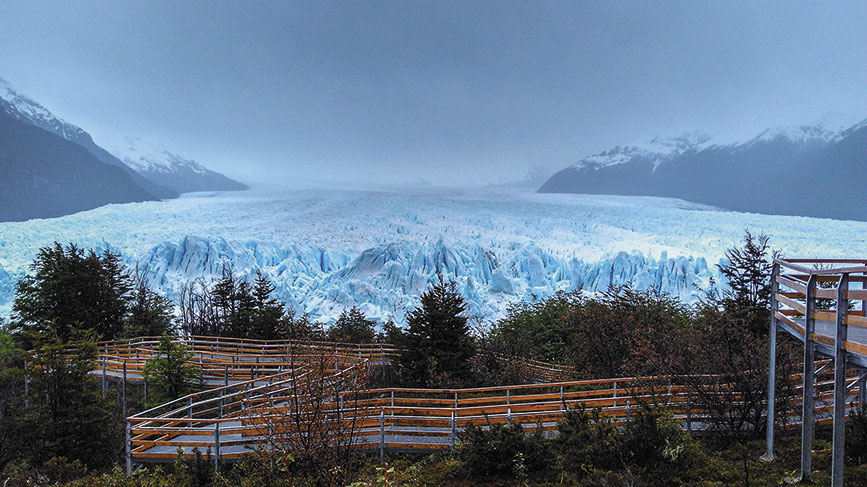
top-left (125, 421), bottom-right (131, 476)
top-left (214, 421), bottom-right (221, 473)
top-left (101, 359), bottom-right (106, 398)
top-left (831, 273), bottom-right (849, 487)
top-left (122, 361), bottom-right (127, 420)
top-left (800, 275), bottom-right (817, 483)
top-left (764, 263), bottom-right (779, 461)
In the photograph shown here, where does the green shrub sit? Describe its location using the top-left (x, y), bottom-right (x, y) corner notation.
top-left (457, 419), bottom-right (552, 481)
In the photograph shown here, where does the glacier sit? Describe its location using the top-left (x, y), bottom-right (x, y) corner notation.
top-left (1, 186), bottom-right (865, 325)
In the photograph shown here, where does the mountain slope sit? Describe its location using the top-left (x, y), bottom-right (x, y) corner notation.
top-left (0, 110), bottom-right (156, 222)
top-left (0, 77), bottom-right (178, 199)
top-left (113, 137), bottom-right (247, 193)
top-left (539, 121), bottom-right (867, 220)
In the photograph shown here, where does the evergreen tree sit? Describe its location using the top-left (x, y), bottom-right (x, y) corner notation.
top-left (718, 230), bottom-right (778, 310)
top-left (250, 270), bottom-right (285, 340)
top-left (400, 278), bottom-right (475, 387)
top-left (142, 334), bottom-right (201, 407)
top-left (5, 330), bottom-right (119, 470)
top-left (124, 278), bottom-right (175, 338)
top-left (11, 243), bottom-right (132, 342)
top-left (327, 306), bottom-right (376, 344)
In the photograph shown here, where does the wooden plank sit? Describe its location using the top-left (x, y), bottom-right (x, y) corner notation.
top-left (812, 333), bottom-right (835, 347)
top-left (776, 311), bottom-right (805, 335)
top-left (776, 293), bottom-right (806, 314)
top-left (814, 310), bottom-right (836, 322)
top-left (845, 314), bottom-right (867, 329)
top-left (777, 275), bottom-right (807, 294)
top-left (843, 341), bottom-right (867, 357)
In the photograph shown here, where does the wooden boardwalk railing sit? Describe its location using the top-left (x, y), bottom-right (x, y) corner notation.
top-left (123, 357), bottom-right (863, 472)
top-left (767, 258), bottom-right (867, 486)
top-left (98, 336), bottom-right (399, 388)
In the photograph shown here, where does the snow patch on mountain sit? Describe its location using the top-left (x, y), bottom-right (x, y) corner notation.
top-left (570, 114), bottom-right (867, 174)
top-left (0, 77), bottom-right (89, 142)
top-left (112, 137), bottom-right (209, 175)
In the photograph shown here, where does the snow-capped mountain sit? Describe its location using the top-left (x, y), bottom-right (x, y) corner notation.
top-left (111, 137), bottom-right (247, 193)
top-left (0, 109), bottom-right (156, 221)
top-left (0, 76), bottom-right (246, 200)
top-left (1, 187), bottom-right (865, 324)
top-left (0, 77), bottom-right (177, 199)
top-left (540, 117), bottom-right (867, 221)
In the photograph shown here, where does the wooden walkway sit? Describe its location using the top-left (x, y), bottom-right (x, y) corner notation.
top-left (767, 258), bottom-right (867, 487)
top-left (108, 337), bottom-right (863, 473)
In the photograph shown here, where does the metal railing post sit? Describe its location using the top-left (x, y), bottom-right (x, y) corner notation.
top-left (122, 361), bottom-right (127, 419)
top-left (764, 262), bottom-right (779, 461)
top-left (125, 420), bottom-right (131, 475)
top-left (378, 410), bottom-right (385, 460)
top-left (800, 274), bottom-right (818, 483)
top-left (831, 273), bottom-right (850, 487)
top-left (214, 421), bottom-right (221, 473)
top-left (450, 411), bottom-right (456, 449)
top-left (101, 358), bottom-right (106, 398)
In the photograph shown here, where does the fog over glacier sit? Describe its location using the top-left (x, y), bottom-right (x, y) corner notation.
top-left (1, 186), bottom-right (864, 325)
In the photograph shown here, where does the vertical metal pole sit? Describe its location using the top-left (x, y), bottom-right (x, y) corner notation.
top-left (101, 359), bottom-right (107, 398)
top-left (378, 410), bottom-right (385, 460)
top-left (450, 411), bottom-right (456, 449)
top-left (764, 263), bottom-right (780, 461)
top-left (454, 392), bottom-right (458, 409)
top-left (125, 420), bottom-right (131, 475)
top-left (861, 270), bottom-right (866, 317)
top-left (831, 273), bottom-right (849, 487)
top-left (214, 421), bottom-right (221, 473)
top-left (800, 275), bottom-right (818, 483)
top-left (860, 376), bottom-right (867, 413)
top-left (686, 395), bottom-right (692, 432)
top-left (143, 380), bottom-right (148, 404)
top-left (390, 390), bottom-right (394, 416)
top-left (612, 381), bottom-right (616, 408)
top-left (224, 364), bottom-right (229, 387)
top-left (122, 361), bottom-right (127, 420)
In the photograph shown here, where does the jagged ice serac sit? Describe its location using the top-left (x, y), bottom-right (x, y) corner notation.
top-left (1, 187), bottom-right (865, 325)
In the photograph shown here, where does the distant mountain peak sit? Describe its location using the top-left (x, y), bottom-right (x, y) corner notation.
top-left (109, 136), bottom-right (247, 193)
top-left (0, 77), bottom-right (89, 142)
top-left (113, 136), bottom-right (209, 176)
top-left (573, 130), bottom-right (713, 172)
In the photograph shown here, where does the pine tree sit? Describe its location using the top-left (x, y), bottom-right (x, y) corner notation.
top-left (327, 306), bottom-right (376, 344)
top-left (142, 334), bottom-right (201, 407)
top-left (11, 243), bottom-right (132, 343)
top-left (250, 271), bottom-right (286, 339)
top-left (718, 230), bottom-right (778, 310)
top-left (6, 330), bottom-right (119, 469)
top-left (125, 278), bottom-right (175, 338)
top-left (400, 278), bottom-right (475, 387)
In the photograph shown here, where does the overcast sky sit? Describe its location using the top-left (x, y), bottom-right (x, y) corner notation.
top-left (1, 1), bottom-right (866, 185)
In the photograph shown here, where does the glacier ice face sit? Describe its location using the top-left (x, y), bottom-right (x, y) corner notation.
top-left (1, 186), bottom-right (865, 325)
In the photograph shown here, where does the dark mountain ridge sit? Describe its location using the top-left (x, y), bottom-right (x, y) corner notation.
top-left (0, 110), bottom-right (156, 222)
top-left (539, 121), bottom-right (867, 221)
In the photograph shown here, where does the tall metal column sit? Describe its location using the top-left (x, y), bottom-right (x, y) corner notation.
top-left (831, 273), bottom-right (849, 487)
top-left (764, 263), bottom-right (780, 461)
top-left (800, 275), bottom-right (817, 483)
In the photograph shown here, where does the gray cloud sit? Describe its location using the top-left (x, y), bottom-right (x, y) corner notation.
top-left (1, 1), bottom-right (866, 185)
